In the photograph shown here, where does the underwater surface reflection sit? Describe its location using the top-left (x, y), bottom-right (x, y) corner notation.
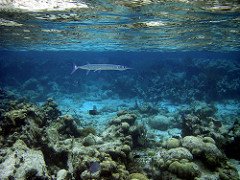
top-left (1, 0), bottom-right (240, 51)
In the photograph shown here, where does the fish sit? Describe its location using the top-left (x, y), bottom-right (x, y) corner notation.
top-left (87, 110), bottom-right (99, 115)
top-left (88, 162), bottom-right (101, 174)
top-left (71, 63), bottom-right (133, 75)
top-left (133, 154), bottom-right (152, 166)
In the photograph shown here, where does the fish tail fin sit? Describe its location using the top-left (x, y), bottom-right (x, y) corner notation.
top-left (71, 63), bottom-right (78, 74)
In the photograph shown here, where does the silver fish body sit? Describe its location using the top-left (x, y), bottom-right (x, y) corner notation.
top-left (71, 63), bottom-right (133, 74)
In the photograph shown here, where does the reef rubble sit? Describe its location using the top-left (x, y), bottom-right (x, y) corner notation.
top-left (0, 89), bottom-right (239, 180)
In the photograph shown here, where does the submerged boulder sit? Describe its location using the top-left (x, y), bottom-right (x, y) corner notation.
top-left (148, 114), bottom-right (173, 131)
top-left (0, 139), bottom-right (49, 179)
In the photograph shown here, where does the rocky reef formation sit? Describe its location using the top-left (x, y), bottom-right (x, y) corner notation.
top-left (0, 90), bottom-right (146, 179)
top-left (0, 139), bottom-right (49, 179)
top-left (181, 110), bottom-right (240, 161)
top-left (0, 89), bottom-right (239, 180)
top-left (112, 58), bottom-right (240, 103)
top-left (155, 136), bottom-right (239, 180)
top-left (1, 56), bottom-right (239, 104)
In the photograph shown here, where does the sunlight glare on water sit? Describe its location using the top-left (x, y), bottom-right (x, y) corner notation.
top-left (0, 0), bottom-right (240, 51)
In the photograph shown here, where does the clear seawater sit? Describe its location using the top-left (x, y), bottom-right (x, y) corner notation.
top-left (0, 0), bottom-right (240, 132)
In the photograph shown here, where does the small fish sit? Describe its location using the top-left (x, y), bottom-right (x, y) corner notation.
top-left (88, 162), bottom-right (101, 174)
top-left (133, 155), bottom-right (152, 166)
top-left (209, 117), bottom-right (222, 130)
top-left (133, 155), bottom-right (141, 159)
top-left (88, 110), bottom-right (99, 115)
top-left (71, 63), bottom-right (133, 75)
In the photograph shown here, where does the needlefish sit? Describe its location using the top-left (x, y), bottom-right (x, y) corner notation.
top-left (71, 63), bottom-right (133, 75)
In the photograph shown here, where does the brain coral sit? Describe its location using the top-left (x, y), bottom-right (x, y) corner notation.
top-left (181, 136), bottom-right (224, 167)
top-left (168, 161), bottom-right (200, 179)
top-left (127, 173), bottom-right (149, 180)
top-left (163, 147), bottom-right (193, 166)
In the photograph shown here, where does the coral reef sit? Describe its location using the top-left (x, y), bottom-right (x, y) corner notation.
top-left (151, 136), bottom-right (238, 180)
top-left (107, 110), bottom-right (148, 148)
top-left (1, 54), bottom-right (240, 103)
top-left (0, 139), bottom-right (49, 179)
top-left (0, 95), bottom-right (141, 179)
top-left (148, 114), bottom-right (174, 131)
top-left (0, 93), bottom-right (239, 180)
top-left (181, 112), bottom-right (240, 162)
top-left (135, 102), bottom-right (159, 115)
top-left (127, 173), bottom-right (149, 180)
top-left (79, 126), bottom-right (97, 137)
top-left (41, 98), bottom-right (61, 121)
top-left (224, 119), bottom-right (240, 160)
top-left (111, 58), bottom-right (240, 102)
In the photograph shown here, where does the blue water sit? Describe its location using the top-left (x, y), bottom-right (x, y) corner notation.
top-left (1, 51), bottom-right (239, 126)
top-left (0, 50), bottom-right (239, 159)
top-left (1, 51), bottom-right (239, 103)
